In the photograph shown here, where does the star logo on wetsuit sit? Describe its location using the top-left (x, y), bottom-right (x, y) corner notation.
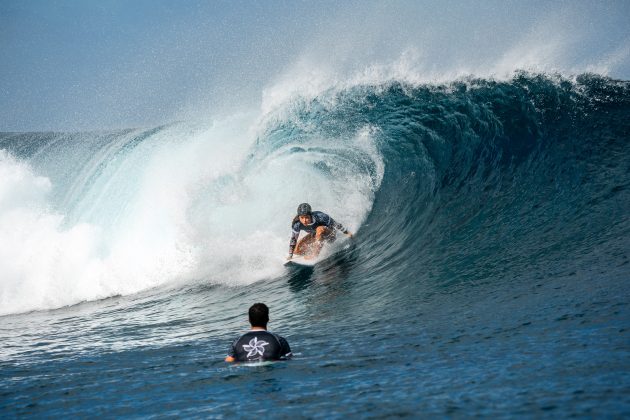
top-left (243, 336), bottom-right (269, 358)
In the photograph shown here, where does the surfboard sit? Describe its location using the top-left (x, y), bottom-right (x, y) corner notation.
top-left (284, 237), bottom-right (349, 267)
top-left (284, 254), bottom-right (318, 267)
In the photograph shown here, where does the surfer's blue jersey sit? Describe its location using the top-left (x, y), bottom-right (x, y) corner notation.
top-left (289, 211), bottom-right (348, 255)
top-left (227, 330), bottom-right (292, 362)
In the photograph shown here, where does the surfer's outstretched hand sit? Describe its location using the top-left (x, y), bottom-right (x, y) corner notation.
top-left (345, 231), bottom-right (354, 238)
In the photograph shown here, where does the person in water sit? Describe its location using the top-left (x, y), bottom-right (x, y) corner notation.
top-left (287, 203), bottom-right (353, 260)
top-left (225, 303), bottom-right (292, 363)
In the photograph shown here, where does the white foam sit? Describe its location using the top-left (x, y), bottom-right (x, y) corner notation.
top-left (0, 151), bottom-right (105, 315)
top-left (0, 109), bottom-right (383, 315)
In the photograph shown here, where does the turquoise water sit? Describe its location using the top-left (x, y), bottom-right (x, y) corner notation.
top-left (1, 73), bottom-right (629, 417)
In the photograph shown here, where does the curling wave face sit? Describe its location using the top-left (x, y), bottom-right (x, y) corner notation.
top-left (1, 73), bottom-right (629, 317)
top-left (260, 72), bottom-right (629, 301)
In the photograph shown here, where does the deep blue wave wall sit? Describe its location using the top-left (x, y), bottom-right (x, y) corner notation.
top-left (258, 73), bottom-right (629, 295)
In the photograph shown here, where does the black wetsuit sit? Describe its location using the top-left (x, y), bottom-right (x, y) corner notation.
top-left (288, 211), bottom-right (348, 256)
top-left (227, 330), bottom-right (292, 362)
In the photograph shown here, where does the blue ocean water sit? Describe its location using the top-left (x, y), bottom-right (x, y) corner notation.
top-left (1, 73), bottom-right (629, 417)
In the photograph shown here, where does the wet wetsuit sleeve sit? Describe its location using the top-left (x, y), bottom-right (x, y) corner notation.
top-left (279, 336), bottom-right (292, 359)
top-left (288, 223), bottom-right (300, 256)
top-left (317, 212), bottom-right (348, 234)
top-left (329, 217), bottom-right (348, 234)
top-left (227, 338), bottom-right (237, 358)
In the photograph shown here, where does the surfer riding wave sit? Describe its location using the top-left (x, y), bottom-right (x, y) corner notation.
top-left (287, 203), bottom-right (353, 261)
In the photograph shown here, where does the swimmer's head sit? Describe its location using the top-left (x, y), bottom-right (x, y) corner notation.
top-left (249, 303), bottom-right (269, 328)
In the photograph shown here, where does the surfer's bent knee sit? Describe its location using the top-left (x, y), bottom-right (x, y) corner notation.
top-left (315, 226), bottom-right (334, 241)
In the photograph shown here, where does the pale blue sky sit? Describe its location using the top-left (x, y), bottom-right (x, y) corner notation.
top-left (1, 0), bottom-right (629, 131)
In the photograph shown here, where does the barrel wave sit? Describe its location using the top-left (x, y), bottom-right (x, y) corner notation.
top-left (1, 73), bottom-right (629, 416)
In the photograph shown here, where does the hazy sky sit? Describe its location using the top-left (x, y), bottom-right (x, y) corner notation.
top-left (1, 0), bottom-right (629, 131)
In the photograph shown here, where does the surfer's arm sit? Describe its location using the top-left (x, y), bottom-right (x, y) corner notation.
top-left (288, 229), bottom-right (300, 257)
top-left (225, 356), bottom-right (235, 362)
top-left (331, 218), bottom-right (352, 236)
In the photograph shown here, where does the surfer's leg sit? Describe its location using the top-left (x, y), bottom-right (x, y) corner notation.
top-left (294, 234), bottom-right (316, 255)
top-left (310, 227), bottom-right (334, 256)
top-left (315, 226), bottom-right (335, 242)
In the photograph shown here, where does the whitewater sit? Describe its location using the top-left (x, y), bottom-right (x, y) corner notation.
top-left (0, 106), bottom-right (382, 315)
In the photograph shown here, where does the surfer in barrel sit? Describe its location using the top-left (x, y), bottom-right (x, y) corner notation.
top-left (287, 203), bottom-right (353, 261)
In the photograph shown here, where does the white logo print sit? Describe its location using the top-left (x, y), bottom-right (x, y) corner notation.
top-left (243, 337), bottom-right (269, 358)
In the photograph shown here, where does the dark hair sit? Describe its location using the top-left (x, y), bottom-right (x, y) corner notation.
top-left (249, 303), bottom-right (269, 327)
